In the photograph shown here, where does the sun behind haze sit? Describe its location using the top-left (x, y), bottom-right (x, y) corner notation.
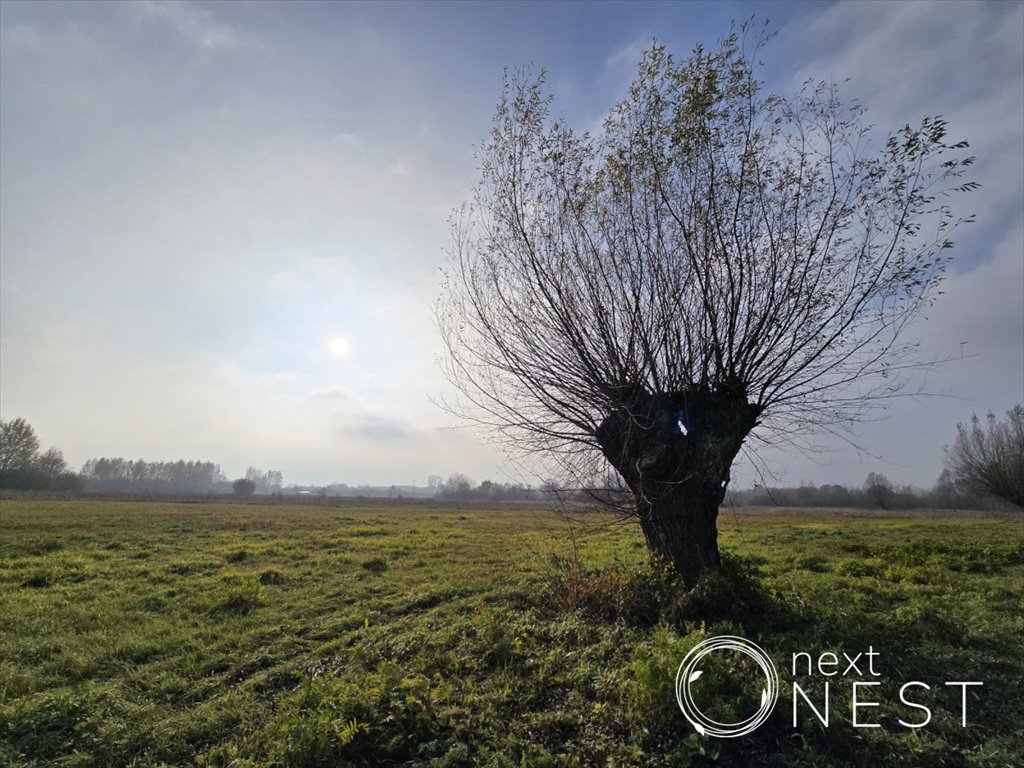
top-left (326, 336), bottom-right (352, 358)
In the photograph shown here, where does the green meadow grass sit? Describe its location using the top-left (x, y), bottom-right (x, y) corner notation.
top-left (0, 499), bottom-right (1020, 767)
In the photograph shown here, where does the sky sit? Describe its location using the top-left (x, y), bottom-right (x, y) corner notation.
top-left (1, 0), bottom-right (1021, 489)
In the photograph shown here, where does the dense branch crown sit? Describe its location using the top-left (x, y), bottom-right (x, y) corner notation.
top-left (437, 26), bottom-right (974, 469)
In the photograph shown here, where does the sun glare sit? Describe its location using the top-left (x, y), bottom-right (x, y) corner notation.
top-left (326, 336), bottom-right (351, 358)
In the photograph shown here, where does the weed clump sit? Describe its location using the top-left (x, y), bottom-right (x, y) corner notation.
top-left (476, 614), bottom-right (515, 669)
top-left (258, 567), bottom-right (287, 585)
top-left (0, 689), bottom-right (94, 763)
top-left (544, 551), bottom-right (782, 629)
top-left (257, 664), bottom-right (442, 766)
top-left (361, 557), bottom-right (388, 574)
top-left (210, 576), bottom-right (266, 614)
top-left (792, 553), bottom-right (830, 572)
top-left (21, 569), bottom-right (54, 588)
top-left (895, 603), bottom-right (968, 644)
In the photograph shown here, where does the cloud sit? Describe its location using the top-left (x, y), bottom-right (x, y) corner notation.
top-left (387, 160), bottom-right (409, 176)
top-left (781, 2), bottom-right (1023, 241)
top-left (605, 35), bottom-right (649, 71)
top-left (133, 0), bottom-right (241, 52)
top-left (308, 388), bottom-right (351, 403)
top-left (335, 414), bottom-right (414, 441)
top-left (2, 23), bottom-right (41, 52)
top-left (331, 132), bottom-right (361, 149)
top-left (922, 224), bottom-right (1024, 394)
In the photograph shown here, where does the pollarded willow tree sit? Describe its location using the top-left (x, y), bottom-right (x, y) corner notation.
top-left (437, 27), bottom-right (975, 584)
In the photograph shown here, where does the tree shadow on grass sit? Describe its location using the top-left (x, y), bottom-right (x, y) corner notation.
top-left (537, 551), bottom-right (1021, 767)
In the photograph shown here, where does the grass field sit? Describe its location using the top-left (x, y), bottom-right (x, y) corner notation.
top-left (0, 499), bottom-right (1021, 767)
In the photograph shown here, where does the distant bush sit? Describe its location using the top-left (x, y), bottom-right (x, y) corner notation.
top-left (0, 468), bottom-right (84, 492)
top-left (945, 405), bottom-right (1024, 509)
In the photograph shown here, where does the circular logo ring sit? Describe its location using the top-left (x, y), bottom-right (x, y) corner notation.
top-left (675, 635), bottom-right (779, 738)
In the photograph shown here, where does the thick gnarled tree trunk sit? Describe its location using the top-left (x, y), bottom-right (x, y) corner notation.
top-left (596, 384), bottom-right (761, 585)
top-left (636, 482), bottom-right (726, 584)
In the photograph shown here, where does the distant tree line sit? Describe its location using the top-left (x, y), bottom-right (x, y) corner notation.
top-left (0, 418), bottom-right (292, 497)
top-left (4, 409), bottom-right (1017, 509)
top-left (426, 471), bottom-right (1003, 510)
top-left (430, 473), bottom-right (541, 501)
top-left (724, 471), bottom-right (1000, 511)
top-left (80, 458), bottom-right (226, 494)
top-left (418, 460), bottom-right (1019, 511)
top-left (0, 418), bottom-right (82, 491)
top-left (79, 459), bottom-right (284, 496)
top-left (430, 407), bottom-right (1023, 512)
